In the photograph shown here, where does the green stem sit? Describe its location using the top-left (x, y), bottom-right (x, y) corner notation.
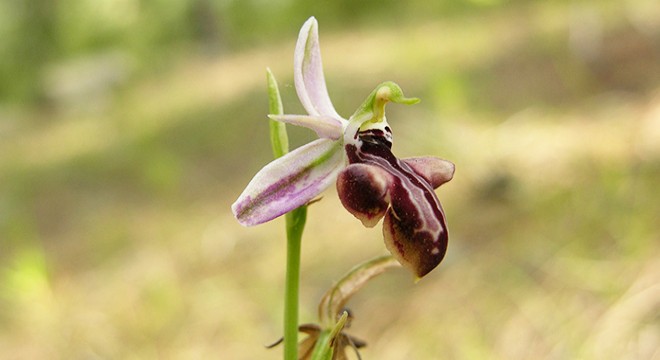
top-left (267, 68), bottom-right (307, 360)
top-left (283, 206), bottom-right (307, 360)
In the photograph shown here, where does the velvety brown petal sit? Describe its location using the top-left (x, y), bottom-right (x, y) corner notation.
top-left (336, 163), bottom-right (393, 227)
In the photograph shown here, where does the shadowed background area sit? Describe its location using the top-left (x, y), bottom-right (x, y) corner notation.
top-left (1, 0), bottom-right (659, 358)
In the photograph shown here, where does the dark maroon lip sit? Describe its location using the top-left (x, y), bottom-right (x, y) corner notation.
top-left (339, 129), bottom-right (449, 277)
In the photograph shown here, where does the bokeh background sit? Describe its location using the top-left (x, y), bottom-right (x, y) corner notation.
top-left (1, 0), bottom-right (659, 359)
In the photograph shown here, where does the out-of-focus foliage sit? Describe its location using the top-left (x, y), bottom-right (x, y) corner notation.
top-left (1, 0), bottom-right (659, 358)
top-left (0, 0), bottom-right (548, 105)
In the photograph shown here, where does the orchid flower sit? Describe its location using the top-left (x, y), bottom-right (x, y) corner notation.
top-left (231, 17), bottom-right (455, 278)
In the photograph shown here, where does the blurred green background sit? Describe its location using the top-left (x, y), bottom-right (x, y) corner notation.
top-left (1, 0), bottom-right (659, 358)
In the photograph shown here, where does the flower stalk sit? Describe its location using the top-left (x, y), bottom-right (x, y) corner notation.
top-left (283, 206), bottom-right (306, 360)
top-left (268, 68), bottom-right (307, 360)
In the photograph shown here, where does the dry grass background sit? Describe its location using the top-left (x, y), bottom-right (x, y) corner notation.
top-left (1, 1), bottom-right (659, 359)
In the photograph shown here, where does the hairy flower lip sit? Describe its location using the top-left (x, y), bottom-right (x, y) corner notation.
top-left (340, 140), bottom-right (452, 278)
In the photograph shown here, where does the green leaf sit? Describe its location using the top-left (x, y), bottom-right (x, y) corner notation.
top-left (318, 255), bottom-right (400, 325)
top-left (310, 311), bottom-right (349, 360)
top-left (267, 68), bottom-right (289, 158)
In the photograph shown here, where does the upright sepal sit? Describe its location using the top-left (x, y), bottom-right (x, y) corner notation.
top-left (294, 17), bottom-right (343, 120)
